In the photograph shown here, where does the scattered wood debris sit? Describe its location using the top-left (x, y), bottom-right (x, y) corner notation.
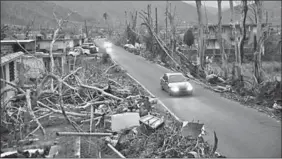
top-left (1, 55), bottom-right (224, 158)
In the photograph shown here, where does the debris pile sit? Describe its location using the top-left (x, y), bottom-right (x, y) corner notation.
top-left (0, 55), bottom-right (224, 158)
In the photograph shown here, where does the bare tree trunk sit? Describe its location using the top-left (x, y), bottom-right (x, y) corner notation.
top-left (254, 0), bottom-right (263, 83)
top-left (168, 5), bottom-right (177, 55)
top-left (49, 28), bottom-right (59, 91)
top-left (155, 7), bottom-right (158, 34)
top-left (230, 0), bottom-right (241, 81)
top-left (196, 0), bottom-right (205, 70)
top-left (84, 20), bottom-right (88, 40)
top-left (239, 0), bottom-right (248, 64)
top-left (49, 9), bottom-right (74, 91)
top-left (235, 0), bottom-right (248, 82)
top-left (217, 0), bottom-right (228, 78)
top-left (147, 4), bottom-right (152, 28)
top-left (125, 11), bottom-right (128, 26)
top-left (165, 1), bottom-right (168, 43)
top-left (204, 2), bottom-right (208, 26)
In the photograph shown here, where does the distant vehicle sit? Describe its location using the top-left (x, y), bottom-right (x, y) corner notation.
top-left (68, 48), bottom-right (81, 56)
top-left (104, 42), bottom-right (112, 48)
top-left (123, 44), bottom-right (135, 50)
top-left (75, 47), bottom-right (90, 55)
top-left (82, 43), bottom-right (99, 53)
top-left (160, 72), bottom-right (193, 96)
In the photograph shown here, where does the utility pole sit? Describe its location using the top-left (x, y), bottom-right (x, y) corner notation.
top-left (147, 4), bottom-right (151, 27)
top-left (84, 20), bottom-right (88, 41)
top-left (165, 1), bottom-right (168, 43)
top-left (125, 11), bottom-right (127, 26)
top-left (155, 7), bottom-right (158, 34)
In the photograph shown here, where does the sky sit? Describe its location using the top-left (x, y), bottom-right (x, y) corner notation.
top-left (183, 1), bottom-right (234, 8)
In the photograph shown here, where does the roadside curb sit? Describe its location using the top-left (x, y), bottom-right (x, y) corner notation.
top-left (108, 55), bottom-right (181, 122)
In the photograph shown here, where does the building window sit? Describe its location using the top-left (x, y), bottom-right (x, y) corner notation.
top-left (1, 65), bottom-right (7, 88)
top-left (43, 58), bottom-right (50, 72)
top-left (9, 61), bottom-right (15, 82)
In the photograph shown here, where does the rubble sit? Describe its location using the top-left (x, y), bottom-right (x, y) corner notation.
top-left (111, 113), bottom-right (140, 132)
top-left (0, 55), bottom-right (223, 158)
top-left (139, 114), bottom-right (164, 130)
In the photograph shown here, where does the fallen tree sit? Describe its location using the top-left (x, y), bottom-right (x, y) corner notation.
top-left (1, 54), bottom-right (225, 158)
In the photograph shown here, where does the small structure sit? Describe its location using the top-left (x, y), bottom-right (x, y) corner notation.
top-left (21, 52), bottom-right (68, 78)
top-left (37, 39), bottom-right (74, 53)
top-left (1, 52), bottom-right (24, 102)
top-left (1, 39), bottom-right (35, 55)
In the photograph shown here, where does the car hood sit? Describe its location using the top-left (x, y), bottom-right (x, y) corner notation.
top-left (168, 82), bottom-right (191, 88)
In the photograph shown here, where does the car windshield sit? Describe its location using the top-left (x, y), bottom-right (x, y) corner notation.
top-left (168, 74), bottom-right (186, 83)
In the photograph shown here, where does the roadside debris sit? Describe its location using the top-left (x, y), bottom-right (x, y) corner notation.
top-left (273, 99), bottom-right (282, 110)
top-left (46, 145), bottom-right (61, 158)
top-left (0, 147), bottom-right (51, 158)
top-left (181, 121), bottom-right (204, 139)
top-left (206, 74), bottom-right (225, 85)
top-left (139, 114), bottom-right (164, 130)
top-left (0, 56), bottom-right (223, 158)
top-left (111, 113), bottom-right (140, 132)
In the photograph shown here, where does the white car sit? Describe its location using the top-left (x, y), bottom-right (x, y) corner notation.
top-left (77, 47), bottom-right (90, 55)
top-left (82, 43), bottom-right (99, 53)
top-left (160, 72), bottom-right (193, 96)
top-left (68, 48), bottom-right (81, 56)
top-left (123, 44), bottom-right (135, 50)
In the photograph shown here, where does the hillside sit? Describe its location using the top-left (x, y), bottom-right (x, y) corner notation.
top-left (221, 1), bottom-right (281, 26)
top-left (51, 1), bottom-right (217, 26)
top-left (1, 1), bottom-right (85, 28)
top-left (204, 6), bottom-right (218, 15)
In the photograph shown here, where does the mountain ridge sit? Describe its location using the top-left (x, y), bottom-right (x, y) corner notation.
top-left (1, 1), bottom-right (85, 28)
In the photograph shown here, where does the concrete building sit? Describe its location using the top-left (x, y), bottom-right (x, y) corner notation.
top-left (1, 40), bottom-right (36, 54)
top-left (37, 39), bottom-right (74, 53)
top-left (21, 52), bottom-right (68, 78)
top-left (1, 52), bottom-right (24, 103)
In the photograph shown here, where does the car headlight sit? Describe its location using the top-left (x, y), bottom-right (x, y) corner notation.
top-left (187, 84), bottom-right (193, 91)
top-left (106, 47), bottom-right (112, 53)
top-left (170, 87), bottom-right (179, 92)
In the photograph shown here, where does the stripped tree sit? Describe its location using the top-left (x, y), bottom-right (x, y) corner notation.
top-left (238, 0), bottom-right (248, 64)
top-left (167, 4), bottom-right (177, 54)
top-left (24, 16), bottom-right (36, 40)
top-left (217, 0), bottom-right (228, 78)
top-left (253, 0), bottom-right (265, 83)
top-left (139, 5), bottom-right (180, 67)
top-left (195, 0), bottom-right (205, 71)
top-left (50, 6), bottom-right (75, 90)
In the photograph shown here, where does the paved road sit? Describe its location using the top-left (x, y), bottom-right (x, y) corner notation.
top-left (96, 40), bottom-right (281, 158)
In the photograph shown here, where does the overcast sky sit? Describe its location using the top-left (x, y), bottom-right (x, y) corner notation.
top-left (183, 1), bottom-right (233, 8)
